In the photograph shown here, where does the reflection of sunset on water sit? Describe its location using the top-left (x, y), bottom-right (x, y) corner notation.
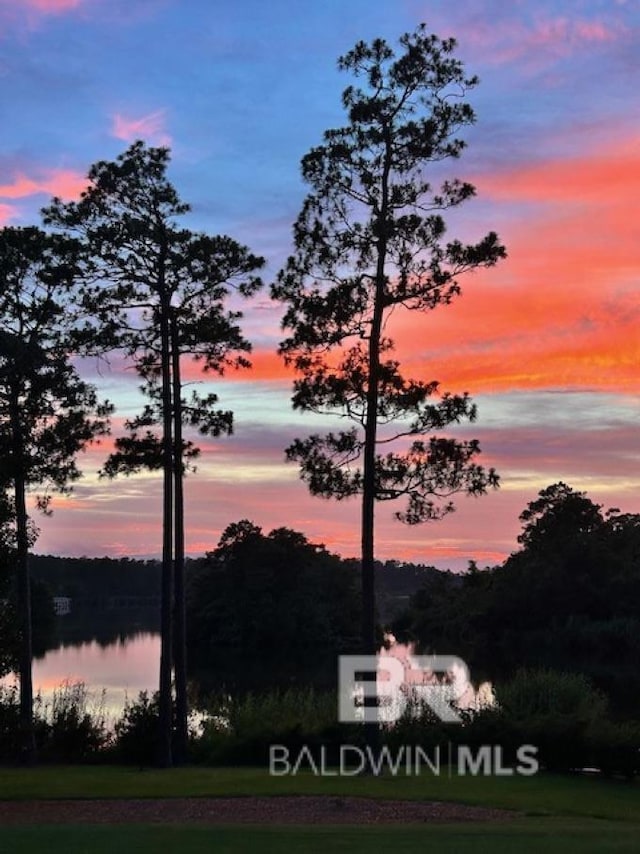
top-left (2, 634), bottom-right (160, 721)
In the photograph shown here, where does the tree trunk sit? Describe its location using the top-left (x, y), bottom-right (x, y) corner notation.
top-left (360, 129), bottom-right (392, 761)
top-left (171, 310), bottom-right (188, 764)
top-left (10, 390), bottom-right (36, 764)
top-left (157, 289), bottom-right (174, 768)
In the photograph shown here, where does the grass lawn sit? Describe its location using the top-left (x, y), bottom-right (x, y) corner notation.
top-left (0, 766), bottom-right (638, 853)
top-left (3, 820), bottom-right (640, 854)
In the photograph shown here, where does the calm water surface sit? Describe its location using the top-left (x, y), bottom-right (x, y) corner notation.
top-left (3, 632), bottom-right (161, 722)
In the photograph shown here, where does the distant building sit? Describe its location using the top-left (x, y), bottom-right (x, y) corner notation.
top-left (53, 596), bottom-right (72, 616)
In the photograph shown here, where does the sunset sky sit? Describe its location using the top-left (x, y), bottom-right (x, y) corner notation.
top-left (1, 0), bottom-right (638, 570)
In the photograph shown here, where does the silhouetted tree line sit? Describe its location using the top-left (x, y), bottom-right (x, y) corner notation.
top-left (29, 555), bottom-right (162, 601)
top-left (185, 522), bottom-right (449, 692)
top-left (395, 483), bottom-right (640, 716)
top-left (14, 541), bottom-right (441, 682)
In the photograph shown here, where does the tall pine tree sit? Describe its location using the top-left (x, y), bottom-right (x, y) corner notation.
top-left (272, 26), bottom-right (506, 672)
top-left (44, 143), bottom-right (263, 765)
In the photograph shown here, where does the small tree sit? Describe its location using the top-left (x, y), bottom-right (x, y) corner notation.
top-left (272, 25), bottom-right (506, 667)
top-left (44, 142), bottom-right (264, 765)
top-left (0, 225), bottom-right (111, 762)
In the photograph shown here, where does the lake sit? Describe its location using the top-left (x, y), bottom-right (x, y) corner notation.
top-left (2, 632), bottom-right (161, 724)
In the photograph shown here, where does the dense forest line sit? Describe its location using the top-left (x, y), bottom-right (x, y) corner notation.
top-left (27, 551), bottom-right (442, 615)
top-left (21, 545), bottom-right (445, 663)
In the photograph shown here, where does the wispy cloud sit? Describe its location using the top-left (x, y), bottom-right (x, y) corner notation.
top-left (111, 110), bottom-right (171, 146)
top-left (0, 167), bottom-right (86, 201)
top-left (441, 11), bottom-right (629, 73)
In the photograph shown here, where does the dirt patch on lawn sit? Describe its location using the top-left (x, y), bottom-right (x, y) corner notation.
top-left (0, 796), bottom-right (518, 825)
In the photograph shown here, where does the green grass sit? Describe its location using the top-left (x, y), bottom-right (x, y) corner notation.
top-left (1, 766), bottom-right (639, 853)
top-left (3, 820), bottom-right (640, 854)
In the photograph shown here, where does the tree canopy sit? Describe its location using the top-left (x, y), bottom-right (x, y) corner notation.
top-left (186, 521), bottom-right (361, 689)
top-left (398, 482), bottom-right (640, 715)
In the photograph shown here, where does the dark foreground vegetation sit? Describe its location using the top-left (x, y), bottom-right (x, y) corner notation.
top-left (1, 667), bottom-right (639, 778)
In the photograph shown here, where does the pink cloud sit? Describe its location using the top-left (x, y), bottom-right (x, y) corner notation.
top-left (0, 168), bottom-right (86, 201)
top-left (111, 110), bottom-right (171, 146)
top-left (23, 0), bottom-right (83, 11)
top-left (454, 15), bottom-right (626, 69)
top-left (0, 202), bottom-right (17, 224)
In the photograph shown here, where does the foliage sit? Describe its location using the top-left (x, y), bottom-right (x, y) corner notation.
top-left (111, 691), bottom-right (161, 766)
top-left (0, 491), bottom-right (15, 677)
top-left (398, 482), bottom-right (640, 715)
top-left (0, 224), bottom-right (111, 760)
top-left (42, 142), bottom-right (264, 480)
top-left (0, 681), bottom-right (108, 764)
top-left (0, 226), bottom-right (111, 506)
top-left (195, 688), bottom-right (343, 765)
top-left (483, 669), bottom-right (640, 776)
top-left (186, 521), bottom-right (361, 684)
top-left (34, 681), bottom-right (109, 762)
top-left (30, 554), bottom-right (162, 599)
top-left (0, 683), bottom-right (21, 760)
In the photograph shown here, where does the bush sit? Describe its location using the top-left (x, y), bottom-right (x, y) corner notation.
top-left (485, 668), bottom-right (640, 775)
top-left (0, 681), bottom-right (109, 763)
top-left (0, 683), bottom-right (21, 762)
top-left (495, 668), bottom-right (609, 722)
top-left (587, 719), bottom-right (640, 779)
top-left (194, 688), bottom-right (345, 765)
top-left (111, 691), bottom-right (161, 766)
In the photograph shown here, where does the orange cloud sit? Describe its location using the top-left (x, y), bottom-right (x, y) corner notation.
top-left (204, 138), bottom-right (638, 398)
top-left (384, 137), bottom-right (640, 395)
top-left (476, 140), bottom-right (638, 205)
top-left (111, 110), bottom-right (171, 146)
top-left (178, 349), bottom-right (293, 384)
top-left (0, 168), bottom-right (86, 201)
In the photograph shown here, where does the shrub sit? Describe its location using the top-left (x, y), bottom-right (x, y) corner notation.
top-left (490, 669), bottom-right (621, 773)
top-left (0, 683), bottom-right (21, 762)
top-left (587, 719), bottom-right (640, 779)
top-left (195, 688), bottom-right (344, 765)
top-left (111, 690), bottom-right (160, 765)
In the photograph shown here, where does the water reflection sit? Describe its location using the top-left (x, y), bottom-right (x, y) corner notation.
top-left (2, 630), bottom-right (160, 722)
